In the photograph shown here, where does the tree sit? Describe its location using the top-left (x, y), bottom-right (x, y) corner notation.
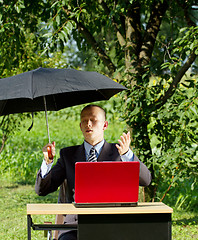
top-left (37, 0), bottom-right (198, 201)
top-left (1, 0), bottom-right (197, 201)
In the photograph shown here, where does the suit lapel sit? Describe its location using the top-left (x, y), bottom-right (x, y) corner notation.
top-left (72, 141), bottom-right (119, 163)
top-left (73, 144), bottom-right (86, 163)
top-left (98, 141), bottom-right (114, 161)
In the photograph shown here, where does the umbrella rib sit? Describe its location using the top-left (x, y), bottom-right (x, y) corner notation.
top-left (97, 89), bottom-right (109, 100)
top-left (53, 95), bottom-right (58, 110)
top-left (0, 100), bottom-right (7, 116)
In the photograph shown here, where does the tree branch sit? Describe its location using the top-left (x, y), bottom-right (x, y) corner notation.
top-left (99, 0), bottom-right (126, 47)
top-left (62, 5), bottom-right (116, 75)
top-left (0, 134), bottom-right (7, 154)
top-left (139, 0), bottom-right (169, 67)
top-left (77, 21), bottom-right (116, 74)
top-left (124, 1), bottom-right (142, 71)
top-left (150, 1), bottom-right (197, 110)
top-left (155, 51), bottom-right (197, 109)
top-left (176, 0), bottom-right (197, 27)
top-left (126, 1), bottom-right (142, 56)
top-left (0, 115), bottom-right (8, 154)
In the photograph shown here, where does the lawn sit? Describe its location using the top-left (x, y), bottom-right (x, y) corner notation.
top-left (0, 178), bottom-right (197, 240)
top-left (0, 178), bottom-right (58, 240)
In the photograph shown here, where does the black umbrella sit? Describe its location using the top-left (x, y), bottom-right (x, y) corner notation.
top-left (0, 67), bottom-right (126, 142)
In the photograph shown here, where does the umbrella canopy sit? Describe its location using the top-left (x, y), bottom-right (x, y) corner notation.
top-left (0, 67), bottom-right (127, 142)
top-left (0, 67), bottom-right (126, 115)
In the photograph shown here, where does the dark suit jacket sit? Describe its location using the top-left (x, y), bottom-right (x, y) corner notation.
top-left (35, 141), bottom-right (151, 236)
top-left (35, 141), bottom-right (151, 199)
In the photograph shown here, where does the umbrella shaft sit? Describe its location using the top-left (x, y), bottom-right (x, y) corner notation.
top-left (43, 96), bottom-right (51, 143)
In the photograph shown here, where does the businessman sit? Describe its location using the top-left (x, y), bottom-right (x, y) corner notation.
top-left (35, 104), bottom-right (151, 240)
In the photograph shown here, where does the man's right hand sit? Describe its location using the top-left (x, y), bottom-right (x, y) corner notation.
top-left (42, 141), bottom-right (55, 165)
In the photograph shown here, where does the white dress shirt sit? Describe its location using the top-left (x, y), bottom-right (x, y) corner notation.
top-left (40, 140), bottom-right (134, 178)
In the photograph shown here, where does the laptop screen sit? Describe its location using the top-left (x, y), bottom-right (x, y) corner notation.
top-left (75, 161), bottom-right (140, 204)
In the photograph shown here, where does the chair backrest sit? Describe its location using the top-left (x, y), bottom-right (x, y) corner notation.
top-left (53, 179), bottom-right (67, 240)
top-left (58, 179), bottom-right (67, 203)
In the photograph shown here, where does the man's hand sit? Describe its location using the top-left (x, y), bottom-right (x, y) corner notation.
top-left (42, 141), bottom-right (55, 165)
top-left (116, 132), bottom-right (131, 156)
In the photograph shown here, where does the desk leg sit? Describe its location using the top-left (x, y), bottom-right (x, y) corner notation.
top-left (27, 215), bottom-right (32, 240)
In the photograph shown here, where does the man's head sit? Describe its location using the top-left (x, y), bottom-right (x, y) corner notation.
top-left (80, 105), bottom-right (108, 146)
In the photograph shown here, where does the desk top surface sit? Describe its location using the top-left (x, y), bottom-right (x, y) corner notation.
top-left (27, 202), bottom-right (173, 215)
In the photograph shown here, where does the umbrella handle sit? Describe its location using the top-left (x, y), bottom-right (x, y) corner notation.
top-left (43, 96), bottom-right (51, 143)
top-left (47, 146), bottom-right (54, 160)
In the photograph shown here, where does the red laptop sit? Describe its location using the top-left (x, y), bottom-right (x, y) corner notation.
top-left (74, 161), bottom-right (140, 207)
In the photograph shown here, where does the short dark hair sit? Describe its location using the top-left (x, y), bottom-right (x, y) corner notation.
top-left (81, 105), bottom-right (106, 120)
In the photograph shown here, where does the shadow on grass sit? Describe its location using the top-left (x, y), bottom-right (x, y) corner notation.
top-left (33, 191), bottom-right (59, 203)
top-left (0, 184), bottom-right (19, 189)
top-left (173, 215), bottom-right (198, 226)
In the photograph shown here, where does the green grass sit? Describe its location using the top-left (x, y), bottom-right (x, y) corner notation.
top-left (172, 211), bottom-right (198, 239)
top-left (0, 178), bottom-right (197, 239)
top-left (0, 178), bottom-right (58, 239)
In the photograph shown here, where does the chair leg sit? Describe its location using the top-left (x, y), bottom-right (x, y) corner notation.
top-left (47, 230), bottom-right (52, 240)
top-left (44, 222), bottom-right (52, 240)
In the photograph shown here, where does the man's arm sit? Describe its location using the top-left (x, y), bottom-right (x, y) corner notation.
top-left (35, 142), bottom-right (66, 196)
top-left (35, 168), bottom-right (52, 196)
top-left (35, 154), bottom-right (66, 196)
top-left (40, 159), bottom-right (53, 178)
top-left (116, 132), bottom-right (152, 186)
top-left (138, 160), bottom-right (152, 187)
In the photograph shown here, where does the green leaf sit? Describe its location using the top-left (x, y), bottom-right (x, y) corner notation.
top-left (66, 21), bottom-right (74, 31)
top-left (180, 28), bottom-right (188, 33)
top-left (130, 107), bottom-right (140, 116)
top-left (51, 1), bottom-right (60, 8)
top-left (43, 32), bottom-right (52, 38)
top-left (56, 15), bottom-right (60, 25)
top-left (58, 32), bottom-right (64, 42)
top-left (189, 106), bottom-right (197, 115)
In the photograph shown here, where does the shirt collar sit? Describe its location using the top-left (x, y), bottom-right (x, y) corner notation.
top-left (84, 139), bottom-right (105, 157)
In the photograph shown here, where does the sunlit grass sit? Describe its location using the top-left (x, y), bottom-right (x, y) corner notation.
top-left (0, 179), bottom-right (197, 239)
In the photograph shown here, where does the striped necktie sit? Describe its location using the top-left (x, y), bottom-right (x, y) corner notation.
top-left (88, 147), bottom-right (97, 162)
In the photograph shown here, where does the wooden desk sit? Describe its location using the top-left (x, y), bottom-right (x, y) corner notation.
top-left (27, 202), bottom-right (173, 240)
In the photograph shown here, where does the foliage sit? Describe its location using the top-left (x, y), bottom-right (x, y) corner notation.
top-left (0, 1), bottom-right (46, 74)
top-left (0, 0), bottom-right (198, 201)
top-left (157, 175), bottom-right (197, 211)
top-left (133, 76), bottom-right (198, 200)
top-left (0, 114), bottom-right (25, 153)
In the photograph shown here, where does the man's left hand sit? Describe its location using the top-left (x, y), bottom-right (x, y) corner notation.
top-left (116, 131), bottom-right (131, 156)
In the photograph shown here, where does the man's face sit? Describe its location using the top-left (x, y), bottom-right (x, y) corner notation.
top-left (80, 106), bottom-right (108, 146)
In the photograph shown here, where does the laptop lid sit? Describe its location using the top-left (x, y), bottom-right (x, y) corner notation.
top-left (74, 161), bottom-right (140, 206)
